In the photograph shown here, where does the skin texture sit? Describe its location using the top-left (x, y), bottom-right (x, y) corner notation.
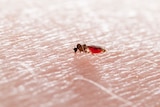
top-left (0, 0), bottom-right (160, 107)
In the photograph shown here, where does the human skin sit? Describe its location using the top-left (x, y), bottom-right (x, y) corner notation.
top-left (0, 0), bottom-right (160, 107)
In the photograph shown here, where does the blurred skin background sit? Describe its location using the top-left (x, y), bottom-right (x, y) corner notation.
top-left (0, 0), bottom-right (160, 107)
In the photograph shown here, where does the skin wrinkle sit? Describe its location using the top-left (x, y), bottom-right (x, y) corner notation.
top-left (73, 76), bottom-right (135, 107)
top-left (0, 0), bottom-right (160, 107)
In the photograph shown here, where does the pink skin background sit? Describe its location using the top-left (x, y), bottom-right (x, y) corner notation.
top-left (0, 0), bottom-right (160, 107)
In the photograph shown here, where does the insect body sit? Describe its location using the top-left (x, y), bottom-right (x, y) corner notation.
top-left (74, 44), bottom-right (106, 54)
top-left (88, 46), bottom-right (106, 53)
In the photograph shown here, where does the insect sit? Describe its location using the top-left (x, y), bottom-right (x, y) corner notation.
top-left (73, 43), bottom-right (106, 54)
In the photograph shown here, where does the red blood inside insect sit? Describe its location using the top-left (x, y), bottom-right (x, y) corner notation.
top-left (88, 46), bottom-right (103, 53)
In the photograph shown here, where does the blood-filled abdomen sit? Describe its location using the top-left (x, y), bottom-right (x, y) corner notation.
top-left (88, 46), bottom-right (104, 53)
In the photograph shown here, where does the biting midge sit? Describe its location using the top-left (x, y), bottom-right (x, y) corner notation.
top-left (74, 44), bottom-right (106, 54)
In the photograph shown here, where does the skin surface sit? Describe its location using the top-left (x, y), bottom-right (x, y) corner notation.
top-left (0, 0), bottom-right (160, 107)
